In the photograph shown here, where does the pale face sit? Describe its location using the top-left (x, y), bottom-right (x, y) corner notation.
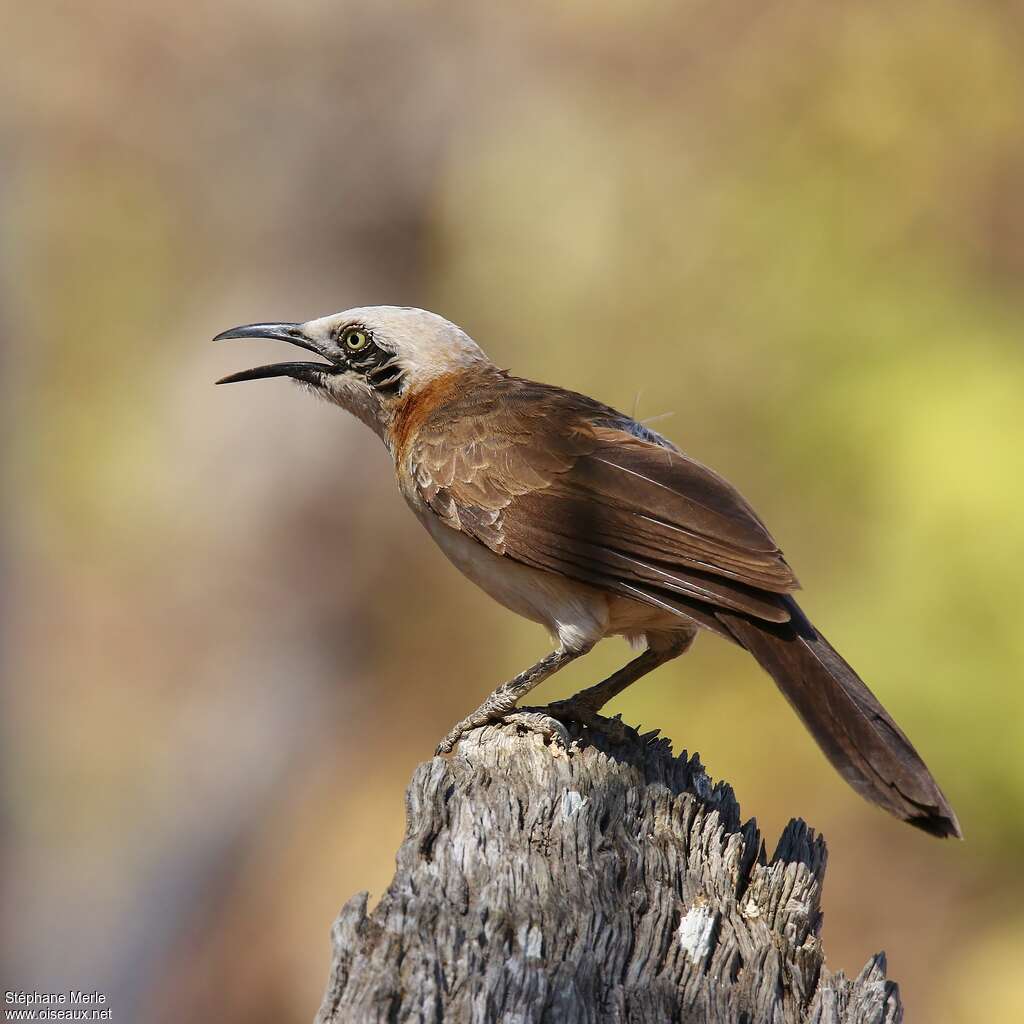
top-left (215, 305), bottom-right (489, 436)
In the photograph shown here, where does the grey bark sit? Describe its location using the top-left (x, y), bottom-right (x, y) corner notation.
top-left (316, 716), bottom-right (903, 1024)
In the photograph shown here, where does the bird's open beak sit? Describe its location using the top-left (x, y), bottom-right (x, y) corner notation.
top-left (213, 322), bottom-right (340, 385)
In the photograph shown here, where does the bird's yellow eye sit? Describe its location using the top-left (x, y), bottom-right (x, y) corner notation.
top-left (343, 328), bottom-right (370, 352)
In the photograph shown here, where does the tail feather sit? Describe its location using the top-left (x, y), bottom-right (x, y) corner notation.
top-left (719, 600), bottom-right (962, 839)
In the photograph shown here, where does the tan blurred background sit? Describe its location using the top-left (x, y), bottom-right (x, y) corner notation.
top-left (3, 1), bottom-right (1023, 1020)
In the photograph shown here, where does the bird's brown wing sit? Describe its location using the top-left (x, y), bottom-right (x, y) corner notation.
top-left (408, 373), bottom-right (798, 625)
top-left (410, 373), bottom-right (961, 839)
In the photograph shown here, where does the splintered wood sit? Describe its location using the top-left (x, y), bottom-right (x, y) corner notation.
top-left (316, 720), bottom-right (902, 1024)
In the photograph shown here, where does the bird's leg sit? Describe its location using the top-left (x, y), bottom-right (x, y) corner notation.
top-left (435, 642), bottom-right (593, 755)
top-left (548, 634), bottom-right (693, 734)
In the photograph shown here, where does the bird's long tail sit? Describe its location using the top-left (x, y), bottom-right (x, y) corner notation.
top-left (717, 600), bottom-right (961, 838)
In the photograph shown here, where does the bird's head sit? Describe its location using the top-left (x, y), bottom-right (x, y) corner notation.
top-left (215, 306), bottom-right (488, 436)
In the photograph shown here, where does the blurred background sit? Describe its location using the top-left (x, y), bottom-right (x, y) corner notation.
top-left (3, 1), bottom-right (1023, 1020)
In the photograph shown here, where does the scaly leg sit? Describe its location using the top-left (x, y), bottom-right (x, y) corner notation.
top-left (548, 632), bottom-right (694, 729)
top-left (436, 641), bottom-right (593, 754)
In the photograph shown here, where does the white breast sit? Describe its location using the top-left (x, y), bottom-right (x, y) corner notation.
top-left (418, 511), bottom-right (612, 652)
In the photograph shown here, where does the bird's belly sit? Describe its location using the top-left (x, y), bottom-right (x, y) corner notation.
top-left (418, 513), bottom-right (612, 650)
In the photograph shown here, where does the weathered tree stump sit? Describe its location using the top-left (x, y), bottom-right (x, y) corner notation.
top-left (316, 716), bottom-right (902, 1023)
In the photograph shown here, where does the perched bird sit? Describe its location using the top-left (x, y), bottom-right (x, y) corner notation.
top-left (215, 306), bottom-right (961, 838)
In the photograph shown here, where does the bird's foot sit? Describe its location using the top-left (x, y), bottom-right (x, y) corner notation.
top-left (435, 717), bottom-right (477, 755)
top-left (435, 707), bottom-right (571, 755)
top-left (546, 699), bottom-right (632, 744)
top-left (499, 709), bottom-right (571, 748)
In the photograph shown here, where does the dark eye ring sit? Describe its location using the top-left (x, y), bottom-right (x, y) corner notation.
top-left (342, 328), bottom-right (370, 352)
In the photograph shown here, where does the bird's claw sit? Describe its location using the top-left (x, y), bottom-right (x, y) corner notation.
top-left (435, 707), bottom-right (571, 755)
top-left (499, 709), bottom-right (571, 748)
top-left (547, 700), bottom-right (632, 744)
top-left (436, 705), bottom-right (500, 754)
top-left (435, 726), bottom-right (466, 756)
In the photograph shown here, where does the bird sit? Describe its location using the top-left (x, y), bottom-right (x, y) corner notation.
top-left (215, 305), bottom-right (961, 838)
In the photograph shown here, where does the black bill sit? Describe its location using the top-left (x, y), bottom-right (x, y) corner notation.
top-left (216, 361), bottom-right (335, 386)
top-left (213, 322), bottom-right (339, 385)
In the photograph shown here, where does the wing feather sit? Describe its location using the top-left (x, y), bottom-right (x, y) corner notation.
top-left (406, 370), bottom-right (797, 625)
